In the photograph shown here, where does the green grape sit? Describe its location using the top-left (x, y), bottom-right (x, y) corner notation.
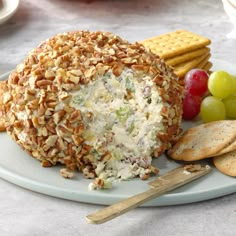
top-left (200, 96), bottom-right (226, 123)
top-left (223, 94), bottom-right (236, 118)
top-left (232, 75), bottom-right (236, 93)
top-left (208, 70), bottom-right (234, 99)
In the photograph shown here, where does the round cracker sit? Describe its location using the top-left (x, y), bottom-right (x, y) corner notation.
top-left (213, 150), bottom-right (236, 177)
top-left (168, 120), bottom-right (236, 161)
top-left (213, 139), bottom-right (236, 157)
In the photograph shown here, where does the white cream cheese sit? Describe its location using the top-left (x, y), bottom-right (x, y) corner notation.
top-left (69, 68), bottom-right (164, 180)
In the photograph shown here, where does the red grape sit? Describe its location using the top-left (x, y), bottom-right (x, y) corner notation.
top-left (184, 69), bottom-right (209, 97)
top-left (183, 93), bottom-right (202, 120)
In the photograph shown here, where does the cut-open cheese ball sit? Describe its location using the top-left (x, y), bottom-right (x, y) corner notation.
top-left (5, 31), bottom-right (183, 181)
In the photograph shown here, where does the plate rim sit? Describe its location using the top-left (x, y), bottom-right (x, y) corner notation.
top-left (0, 0), bottom-right (20, 24)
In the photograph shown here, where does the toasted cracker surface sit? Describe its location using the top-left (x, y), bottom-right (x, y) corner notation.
top-left (196, 55), bottom-right (210, 69)
top-left (165, 47), bottom-right (210, 66)
top-left (213, 139), bottom-right (236, 156)
top-left (141, 30), bottom-right (211, 59)
top-left (202, 61), bottom-right (212, 72)
top-left (174, 53), bottom-right (210, 78)
top-left (168, 120), bottom-right (236, 161)
top-left (213, 150), bottom-right (236, 177)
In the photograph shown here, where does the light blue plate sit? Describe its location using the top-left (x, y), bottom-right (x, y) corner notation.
top-left (0, 59), bottom-right (236, 206)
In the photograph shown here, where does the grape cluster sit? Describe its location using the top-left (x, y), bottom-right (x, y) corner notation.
top-left (201, 71), bottom-right (236, 122)
top-left (182, 68), bottom-right (236, 123)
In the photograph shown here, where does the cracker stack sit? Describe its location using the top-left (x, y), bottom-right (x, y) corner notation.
top-left (141, 30), bottom-right (212, 78)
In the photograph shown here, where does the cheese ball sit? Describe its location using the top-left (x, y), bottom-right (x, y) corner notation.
top-left (6, 31), bottom-right (183, 181)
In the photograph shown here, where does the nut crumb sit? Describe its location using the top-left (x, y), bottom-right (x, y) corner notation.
top-left (88, 178), bottom-right (112, 190)
top-left (184, 164), bottom-right (202, 172)
top-left (60, 168), bottom-right (74, 178)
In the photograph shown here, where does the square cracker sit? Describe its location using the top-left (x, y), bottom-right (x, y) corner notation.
top-left (173, 53), bottom-right (210, 78)
top-left (165, 47), bottom-right (210, 66)
top-left (196, 55), bottom-right (210, 69)
top-left (141, 30), bottom-right (211, 59)
top-left (202, 61), bottom-right (212, 72)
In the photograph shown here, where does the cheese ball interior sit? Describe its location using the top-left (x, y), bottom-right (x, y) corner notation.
top-left (6, 31), bottom-right (183, 181)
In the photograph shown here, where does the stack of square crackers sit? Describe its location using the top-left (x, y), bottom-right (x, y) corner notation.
top-left (141, 30), bottom-right (212, 79)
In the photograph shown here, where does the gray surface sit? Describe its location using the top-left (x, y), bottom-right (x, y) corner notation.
top-left (0, 0), bottom-right (236, 235)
